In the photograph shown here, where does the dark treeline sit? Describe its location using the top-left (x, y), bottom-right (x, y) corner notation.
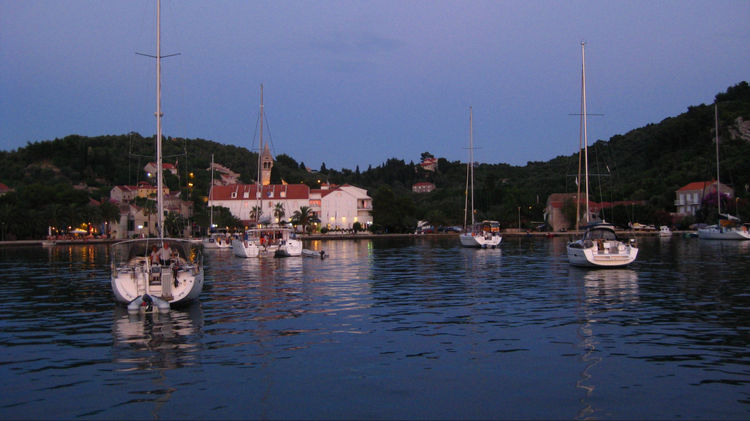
top-left (1, 82), bottom-right (749, 238)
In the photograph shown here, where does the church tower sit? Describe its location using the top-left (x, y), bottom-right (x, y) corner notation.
top-left (261, 142), bottom-right (273, 185)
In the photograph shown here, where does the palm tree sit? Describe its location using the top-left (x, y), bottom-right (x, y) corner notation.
top-left (291, 206), bottom-right (313, 233)
top-left (249, 205), bottom-right (262, 222)
top-left (273, 202), bottom-right (286, 224)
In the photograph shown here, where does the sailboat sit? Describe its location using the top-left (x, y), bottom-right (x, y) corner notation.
top-left (566, 42), bottom-right (638, 268)
top-left (111, 0), bottom-right (204, 312)
top-left (697, 105), bottom-right (750, 240)
top-left (203, 154), bottom-right (231, 249)
top-left (233, 85), bottom-right (302, 258)
top-left (459, 107), bottom-right (502, 249)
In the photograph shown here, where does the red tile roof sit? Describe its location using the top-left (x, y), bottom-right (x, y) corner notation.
top-left (210, 184), bottom-right (310, 201)
top-left (678, 181), bottom-right (715, 192)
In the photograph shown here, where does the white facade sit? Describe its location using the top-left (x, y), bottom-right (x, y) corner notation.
top-left (321, 185), bottom-right (373, 229)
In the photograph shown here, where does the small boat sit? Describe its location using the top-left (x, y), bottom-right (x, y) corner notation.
top-left (459, 107), bottom-right (501, 249)
top-left (41, 240), bottom-right (56, 247)
top-left (302, 249), bottom-right (327, 259)
top-left (111, 0), bottom-right (204, 312)
top-left (566, 43), bottom-right (637, 268)
top-left (697, 105), bottom-right (749, 241)
top-left (658, 226), bottom-right (672, 237)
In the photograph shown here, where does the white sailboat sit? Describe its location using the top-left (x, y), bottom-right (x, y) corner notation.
top-left (459, 107), bottom-right (502, 249)
top-left (203, 154), bottom-right (232, 249)
top-left (233, 85), bottom-right (302, 258)
top-left (111, 0), bottom-right (204, 312)
top-left (697, 105), bottom-right (750, 240)
top-left (566, 42), bottom-right (638, 268)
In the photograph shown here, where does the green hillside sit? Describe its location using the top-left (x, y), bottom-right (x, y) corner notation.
top-left (1, 82), bottom-right (748, 239)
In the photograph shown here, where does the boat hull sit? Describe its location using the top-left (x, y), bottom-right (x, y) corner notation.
top-left (697, 226), bottom-right (750, 240)
top-left (232, 239), bottom-right (260, 257)
top-left (110, 239), bottom-right (204, 307)
top-left (275, 239), bottom-right (303, 257)
top-left (566, 240), bottom-right (638, 268)
top-left (459, 233), bottom-right (502, 248)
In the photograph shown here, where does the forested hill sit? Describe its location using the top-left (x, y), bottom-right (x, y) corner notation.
top-left (1, 81), bottom-right (749, 237)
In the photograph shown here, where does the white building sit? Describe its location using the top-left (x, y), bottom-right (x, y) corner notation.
top-left (209, 183), bottom-right (372, 230)
top-left (319, 184), bottom-right (373, 229)
top-left (675, 180), bottom-right (734, 216)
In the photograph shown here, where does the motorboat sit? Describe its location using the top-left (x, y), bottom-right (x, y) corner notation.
top-left (658, 226), bottom-right (672, 237)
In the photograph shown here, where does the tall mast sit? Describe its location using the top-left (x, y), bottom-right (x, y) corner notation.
top-left (463, 112), bottom-right (470, 231)
top-left (155, 0), bottom-right (164, 239)
top-left (209, 153), bottom-right (214, 229)
top-left (581, 41), bottom-right (590, 225)
top-left (256, 84), bottom-right (264, 222)
top-left (715, 103), bottom-right (721, 216)
top-left (469, 107), bottom-right (475, 227)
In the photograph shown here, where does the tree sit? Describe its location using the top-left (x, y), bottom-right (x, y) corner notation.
top-left (291, 206), bottom-right (313, 233)
top-left (273, 202), bottom-right (286, 223)
top-left (100, 200), bottom-right (121, 237)
top-left (372, 185), bottom-right (416, 233)
top-left (165, 211), bottom-right (187, 237)
top-left (249, 205), bottom-right (262, 222)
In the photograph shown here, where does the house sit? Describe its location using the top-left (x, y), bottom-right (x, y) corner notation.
top-left (674, 180), bottom-right (734, 216)
top-left (110, 185), bottom-right (138, 203)
top-left (144, 161), bottom-right (178, 176)
top-left (209, 184), bottom-right (311, 225)
top-left (318, 184), bottom-right (373, 230)
top-left (420, 157), bottom-right (438, 172)
top-left (109, 183), bottom-right (192, 238)
top-left (208, 162), bottom-right (240, 186)
top-left (412, 182), bottom-right (436, 193)
top-left (209, 183), bottom-right (373, 230)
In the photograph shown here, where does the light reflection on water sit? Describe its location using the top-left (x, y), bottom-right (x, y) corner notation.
top-left (0, 237), bottom-right (749, 419)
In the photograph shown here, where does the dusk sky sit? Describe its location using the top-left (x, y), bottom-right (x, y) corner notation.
top-left (2, 0), bottom-right (749, 171)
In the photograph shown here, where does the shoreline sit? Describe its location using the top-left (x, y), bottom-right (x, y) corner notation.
top-left (0, 230), bottom-right (690, 247)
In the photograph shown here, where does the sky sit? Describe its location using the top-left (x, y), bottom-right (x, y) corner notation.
top-left (1, 1), bottom-right (749, 171)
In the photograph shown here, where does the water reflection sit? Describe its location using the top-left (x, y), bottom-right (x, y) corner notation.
top-left (112, 303), bottom-right (204, 371)
top-left (2, 238), bottom-right (749, 419)
top-left (110, 303), bottom-right (203, 416)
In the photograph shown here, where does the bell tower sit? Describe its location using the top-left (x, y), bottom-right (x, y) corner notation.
top-left (261, 142), bottom-right (273, 185)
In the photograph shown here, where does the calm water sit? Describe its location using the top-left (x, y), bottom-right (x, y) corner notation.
top-left (0, 236), bottom-right (748, 419)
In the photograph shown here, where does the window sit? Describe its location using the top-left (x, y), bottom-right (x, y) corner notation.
top-left (243, 192), bottom-right (249, 198)
top-left (231, 192), bottom-right (237, 199)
